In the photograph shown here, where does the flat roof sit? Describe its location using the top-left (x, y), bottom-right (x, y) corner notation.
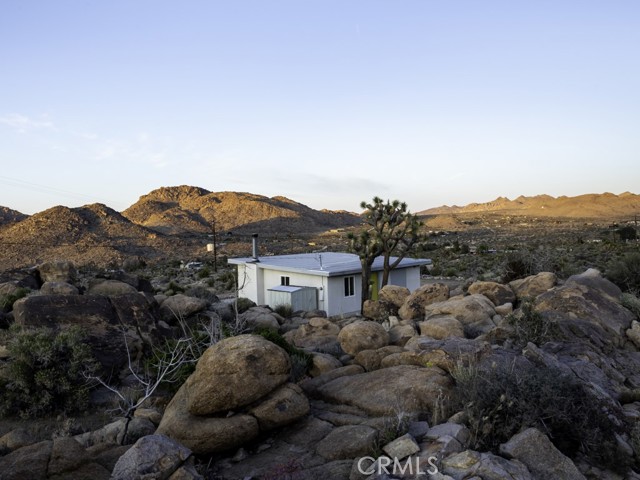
top-left (228, 252), bottom-right (429, 277)
top-left (268, 285), bottom-right (308, 292)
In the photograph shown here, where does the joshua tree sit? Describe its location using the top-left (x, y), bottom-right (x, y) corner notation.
top-left (348, 227), bottom-right (384, 309)
top-left (349, 196), bottom-right (422, 308)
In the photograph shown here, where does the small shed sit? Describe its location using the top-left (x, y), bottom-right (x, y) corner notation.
top-left (267, 285), bottom-right (317, 312)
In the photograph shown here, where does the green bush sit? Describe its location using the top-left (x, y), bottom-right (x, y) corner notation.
top-left (506, 299), bottom-right (561, 347)
top-left (606, 252), bottom-right (640, 293)
top-left (166, 281), bottom-right (185, 294)
top-left (273, 303), bottom-right (294, 318)
top-left (235, 297), bottom-right (256, 314)
top-left (255, 329), bottom-right (312, 382)
top-left (502, 252), bottom-right (536, 282)
top-left (147, 332), bottom-right (210, 391)
top-left (218, 270), bottom-right (237, 292)
top-left (197, 266), bottom-right (211, 279)
top-left (453, 358), bottom-right (629, 471)
top-left (0, 326), bottom-right (98, 418)
top-left (0, 287), bottom-right (29, 313)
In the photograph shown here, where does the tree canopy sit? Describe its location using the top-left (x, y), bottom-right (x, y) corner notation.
top-left (348, 196), bottom-right (422, 309)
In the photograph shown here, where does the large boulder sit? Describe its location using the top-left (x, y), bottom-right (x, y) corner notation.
top-left (441, 450), bottom-right (534, 480)
top-left (239, 306), bottom-right (281, 331)
top-left (185, 334), bottom-right (291, 415)
top-left (404, 336), bottom-right (493, 374)
top-left (316, 425), bottom-right (378, 460)
top-left (424, 294), bottom-right (496, 337)
top-left (12, 293), bottom-right (160, 370)
top-left (378, 285), bottom-right (411, 308)
top-left (316, 365), bottom-right (452, 416)
top-left (156, 383), bottom-right (260, 454)
top-left (338, 321), bottom-right (389, 356)
top-left (419, 316), bottom-right (465, 339)
top-left (40, 281), bottom-right (79, 295)
top-left (398, 283), bottom-right (450, 320)
top-left (500, 428), bottom-right (586, 480)
top-left (0, 428), bottom-right (35, 452)
top-left (354, 345), bottom-right (406, 371)
top-left (509, 272), bottom-right (557, 300)
top-left (37, 260), bottom-right (76, 284)
top-left (248, 383), bottom-right (310, 431)
top-left (362, 299), bottom-right (398, 323)
top-left (0, 440), bottom-right (53, 480)
top-left (159, 294), bottom-right (207, 323)
top-left (284, 317), bottom-right (341, 351)
top-left (309, 352), bottom-right (343, 376)
top-left (0, 438), bottom-right (111, 480)
top-left (88, 279), bottom-right (138, 296)
top-left (157, 336), bottom-right (309, 456)
top-left (468, 281), bottom-right (516, 306)
top-left (111, 434), bottom-right (200, 480)
top-left (536, 269), bottom-right (634, 348)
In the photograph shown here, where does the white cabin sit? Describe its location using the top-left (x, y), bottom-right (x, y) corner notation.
top-left (228, 252), bottom-right (428, 316)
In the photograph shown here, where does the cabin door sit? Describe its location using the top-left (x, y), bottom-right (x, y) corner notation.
top-left (370, 273), bottom-right (379, 300)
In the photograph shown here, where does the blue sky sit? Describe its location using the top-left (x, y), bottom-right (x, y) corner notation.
top-left (1, 1), bottom-right (639, 215)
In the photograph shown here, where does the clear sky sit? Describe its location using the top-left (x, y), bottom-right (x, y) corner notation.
top-left (1, 1), bottom-right (639, 215)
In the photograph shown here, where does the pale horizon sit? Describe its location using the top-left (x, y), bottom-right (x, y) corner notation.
top-left (2, 1), bottom-right (639, 215)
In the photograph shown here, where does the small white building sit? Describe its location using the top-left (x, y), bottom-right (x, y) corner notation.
top-left (228, 251), bottom-right (429, 316)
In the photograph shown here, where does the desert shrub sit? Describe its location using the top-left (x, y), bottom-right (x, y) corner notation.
top-left (606, 252), bottom-right (640, 293)
top-left (255, 329), bottom-right (313, 382)
top-left (506, 299), bottom-right (561, 347)
top-left (453, 358), bottom-right (629, 471)
top-left (0, 326), bottom-right (98, 418)
top-left (444, 267), bottom-right (458, 277)
top-left (185, 285), bottom-right (219, 304)
top-left (502, 252), bottom-right (536, 282)
top-left (622, 292), bottom-right (640, 320)
top-left (235, 297), bottom-right (256, 314)
top-left (274, 303), bottom-right (294, 318)
top-left (197, 266), bottom-right (211, 279)
top-left (147, 335), bottom-right (207, 391)
top-left (218, 270), bottom-right (237, 291)
top-left (166, 281), bottom-right (185, 294)
top-left (0, 287), bottom-right (29, 313)
top-left (370, 410), bottom-right (412, 458)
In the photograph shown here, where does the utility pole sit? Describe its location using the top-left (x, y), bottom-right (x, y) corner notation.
top-left (211, 218), bottom-right (218, 272)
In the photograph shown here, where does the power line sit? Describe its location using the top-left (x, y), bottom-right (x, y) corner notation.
top-left (0, 175), bottom-right (126, 210)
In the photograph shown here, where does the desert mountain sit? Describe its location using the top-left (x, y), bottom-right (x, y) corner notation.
top-left (0, 206), bottom-right (27, 228)
top-left (123, 186), bottom-right (360, 235)
top-left (0, 203), bottom-right (175, 271)
top-left (420, 192), bottom-right (640, 219)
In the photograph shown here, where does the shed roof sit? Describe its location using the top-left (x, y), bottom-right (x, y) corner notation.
top-left (228, 252), bottom-right (429, 277)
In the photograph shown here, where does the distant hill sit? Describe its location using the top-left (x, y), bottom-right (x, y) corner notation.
top-left (420, 192), bottom-right (640, 219)
top-left (0, 203), bottom-right (175, 270)
top-left (0, 206), bottom-right (28, 227)
top-left (123, 186), bottom-right (361, 235)
top-left (0, 187), bottom-right (361, 271)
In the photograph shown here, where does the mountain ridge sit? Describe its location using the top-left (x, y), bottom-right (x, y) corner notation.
top-left (419, 192), bottom-right (640, 218)
top-left (122, 186), bottom-right (361, 235)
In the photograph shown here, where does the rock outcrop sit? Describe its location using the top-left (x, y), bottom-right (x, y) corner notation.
top-left (157, 334), bottom-right (309, 454)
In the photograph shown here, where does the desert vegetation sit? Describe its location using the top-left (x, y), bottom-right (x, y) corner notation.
top-left (0, 191), bottom-right (639, 479)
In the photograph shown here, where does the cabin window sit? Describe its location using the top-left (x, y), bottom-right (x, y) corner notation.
top-left (280, 276), bottom-right (290, 286)
top-left (344, 276), bottom-right (355, 297)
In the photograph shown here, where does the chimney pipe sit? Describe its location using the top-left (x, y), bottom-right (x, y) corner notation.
top-left (252, 233), bottom-right (260, 261)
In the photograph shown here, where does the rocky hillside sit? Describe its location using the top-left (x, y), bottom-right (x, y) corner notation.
top-left (421, 192), bottom-right (640, 219)
top-left (122, 186), bottom-right (360, 235)
top-left (0, 207), bottom-right (27, 228)
top-left (2, 265), bottom-right (640, 478)
top-left (0, 203), bottom-right (185, 270)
